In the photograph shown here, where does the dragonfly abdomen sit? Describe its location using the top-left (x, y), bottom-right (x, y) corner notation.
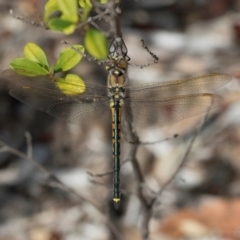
top-left (110, 99), bottom-right (122, 208)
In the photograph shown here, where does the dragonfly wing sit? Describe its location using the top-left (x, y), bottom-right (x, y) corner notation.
top-left (124, 94), bottom-right (223, 128)
top-left (126, 73), bottom-right (231, 99)
top-left (3, 69), bottom-right (108, 96)
top-left (3, 69), bottom-right (110, 125)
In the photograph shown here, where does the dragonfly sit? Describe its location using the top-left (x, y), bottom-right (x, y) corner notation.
top-left (2, 38), bottom-right (231, 208)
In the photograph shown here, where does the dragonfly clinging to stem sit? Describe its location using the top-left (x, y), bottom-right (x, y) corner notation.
top-left (2, 37), bottom-right (231, 208)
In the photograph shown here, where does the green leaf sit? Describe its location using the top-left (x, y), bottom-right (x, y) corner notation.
top-left (54, 45), bottom-right (85, 72)
top-left (10, 58), bottom-right (49, 76)
top-left (45, 0), bottom-right (78, 33)
top-left (78, 4), bottom-right (91, 22)
top-left (56, 74), bottom-right (86, 95)
top-left (48, 18), bottom-right (74, 32)
top-left (57, 0), bottom-right (78, 22)
top-left (44, 0), bottom-right (59, 22)
top-left (84, 28), bottom-right (108, 60)
top-left (24, 43), bottom-right (49, 69)
top-left (48, 18), bottom-right (75, 34)
top-left (79, 0), bottom-right (92, 8)
top-left (45, 0), bottom-right (59, 11)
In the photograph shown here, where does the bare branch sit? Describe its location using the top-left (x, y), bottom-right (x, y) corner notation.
top-left (87, 170), bottom-right (113, 178)
top-left (0, 146), bottom-right (8, 153)
top-left (123, 133), bottom-right (179, 145)
top-left (153, 105), bottom-right (212, 204)
top-left (9, 9), bottom-right (48, 29)
top-left (25, 131), bottom-right (33, 159)
top-left (76, 8), bottom-right (109, 29)
top-left (0, 140), bottom-right (123, 240)
top-left (137, 101), bottom-right (215, 239)
top-left (122, 119), bottom-right (151, 240)
top-left (62, 40), bottom-right (108, 65)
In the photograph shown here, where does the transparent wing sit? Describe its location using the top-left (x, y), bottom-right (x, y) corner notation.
top-left (124, 94), bottom-right (223, 128)
top-left (126, 73), bottom-right (231, 99)
top-left (3, 69), bottom-right (108, 95)
top-left (3, 69), bottom-right (110, 125)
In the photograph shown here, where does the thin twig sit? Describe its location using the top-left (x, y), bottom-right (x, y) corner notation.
top-left (153, 106), bottom-right (212, 203)
top-left (0, 140), bottom-right (123, 240)
top-left (139, 101), bottom-right (214, 240)
top-left (123, 134), bottom-right (179, 145)
top-left (76, 8), bottom-right (109, 29)
top-left (87, 170), bottom-right (113, 177)
top-left (62, 40), bottom-right (108, 64)
top-left (9, 9), bottom-right (48, 29)
top-left (122, 120), bottom-right (150, 208)
top-left (25, 132), bottom-right (33, 159)
top-left (89, 0), bottom-right (118, 37)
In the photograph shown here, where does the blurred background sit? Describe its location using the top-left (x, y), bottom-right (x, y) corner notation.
top-left (0, 0), bottom-right (240, 239)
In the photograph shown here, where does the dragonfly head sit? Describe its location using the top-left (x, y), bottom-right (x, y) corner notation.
top-left (108, 37), bottom-right (130, 61)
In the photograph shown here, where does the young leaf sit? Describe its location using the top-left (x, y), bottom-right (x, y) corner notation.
top-left (56, 74), bottom-right (86, 95)
top-left (79, 3), bottom-right (91, 22)
top-left (44, 0), bottom-right (59, 21)
top-left (54, 45), bottom-right (85, 72)
top-left (57, 0), bottom-right (78, 22)
top-left (45, 0), bottom-right (59, 12)
top-left (10, 58), bottom-right (49, 76)
top-left (48, 18), bottom-right (74, 33)
top-left (84, 28), bottom-right (108, 60)
top-left (79, 0), bottom-right (92, 8)
top-left (24, 43), bottom-right (49, 69)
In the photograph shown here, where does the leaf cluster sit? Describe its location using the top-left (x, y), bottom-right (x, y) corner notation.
top-left (10, 43), bottom-right (86, 95)
top-left (9, 0), bottom-right (112, 93)
top-left (45, 0), bottom-right (108, 34)
top-left (44, 0), bottom-right (109, 59)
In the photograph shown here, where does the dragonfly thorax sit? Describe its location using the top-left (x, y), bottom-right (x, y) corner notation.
top-left (107, 59), bottom-right (128, 88)
top-left (108, 86), bottom-right (125, 100)
top-left (106, 58), bottom-right (128, 72)
top-left (108, 72), bottom-right (126, 87)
